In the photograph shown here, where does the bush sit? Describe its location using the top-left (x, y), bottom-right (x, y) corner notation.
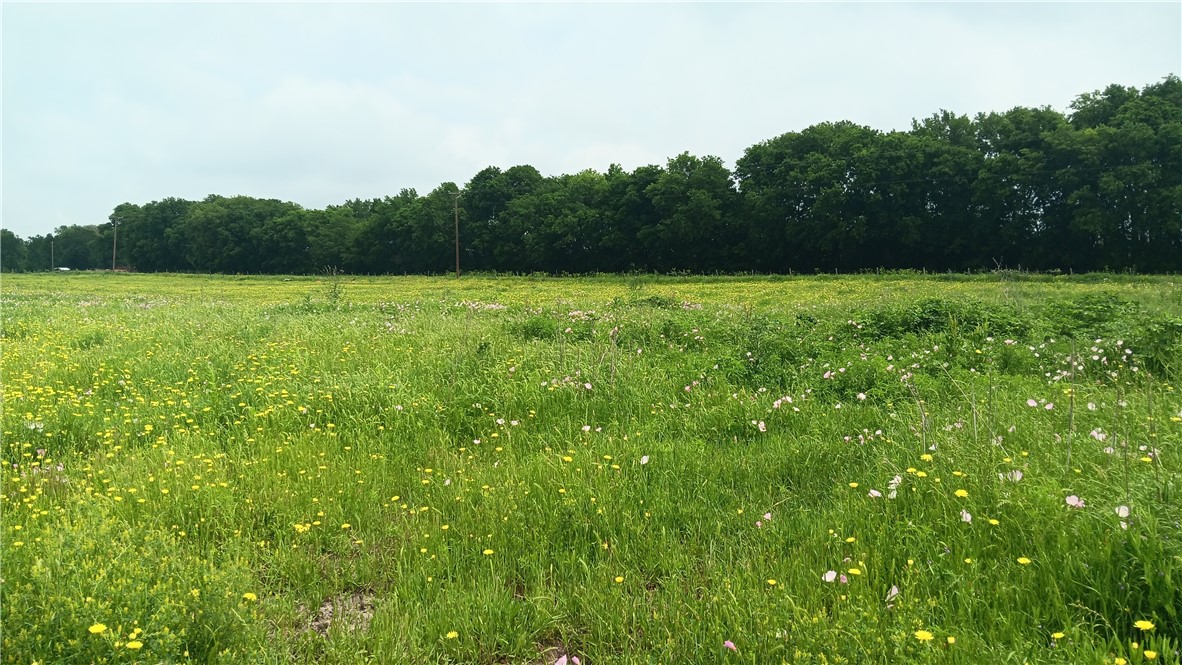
top-left (859, 297), bottom-right (1032, 340)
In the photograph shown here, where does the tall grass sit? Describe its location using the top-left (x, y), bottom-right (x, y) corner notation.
top-left (2, 273), bottom-right (1179, 664)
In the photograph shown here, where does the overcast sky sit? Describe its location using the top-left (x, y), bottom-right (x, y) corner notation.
top-left (3, 2), bottom-right (1179, 238)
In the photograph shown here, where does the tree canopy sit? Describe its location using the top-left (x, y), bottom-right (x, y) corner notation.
top-left (4, 76), bottom-right (1178, 273)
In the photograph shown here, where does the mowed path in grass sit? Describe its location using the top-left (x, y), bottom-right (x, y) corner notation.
top-left (2, 272), bottom-right (1179, 664)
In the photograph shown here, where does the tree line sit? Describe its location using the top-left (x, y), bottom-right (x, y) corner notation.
top-left (3, 76), bottom-right (1179, 274)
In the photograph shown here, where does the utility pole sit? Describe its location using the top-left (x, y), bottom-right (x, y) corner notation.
top-left (50, 236), bottom-right (55, 271)
top-left (111, 219), bottom-right (118, 271)
top-left (453, 192), bottom-right (461, 279)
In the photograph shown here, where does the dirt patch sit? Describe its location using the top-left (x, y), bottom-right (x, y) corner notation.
top-left (300, 591), bottom-right (375, 637)
top-left (532, 638), bottom-right (578, 665)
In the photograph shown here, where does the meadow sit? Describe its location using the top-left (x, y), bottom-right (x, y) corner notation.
top-left (1, 271), bottom-right (1179, 664)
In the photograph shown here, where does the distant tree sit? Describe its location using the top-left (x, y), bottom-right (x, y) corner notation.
top-left (848, 130), bottom-right (929, 269)
top-left (308, 206), bottom-right (361, 272)
top-left (1070, 83), bottom-right (1140, 130)
top-left (254, 209), bottom-right (313, 274)
top-left (971, 106), bottom-right (1072, 269)
top-left (173, 196), bottom-right (301, 272)
top-left (641, 153), bottom-right (742, 272)
top-left (0, 229), bottom-right (28, 271)
top-left (19, 76), bottom-right (1176, 275)
top-left (599, 163), bottom-right (663, 272)
top-left (1079, 77), bottom-right (1182, 270)
top-left (48, 225), bottom-right (104, 270)
top-left (115, 198), bottom-right (192, 272)
top-left (737, 121), bottom-right (881, 271)
top-left (389, 184), bottom-right (460, 274)
top-left (547, 169), bottom-right (611, 273)
top-left (24, 235), bottom-right (53, 271)
top-left (906, 112), bottom-right (984, 269)
top-left (348, 190), bottom-right (419, 274)
top-left (461, 164), bottom-right (545, 271)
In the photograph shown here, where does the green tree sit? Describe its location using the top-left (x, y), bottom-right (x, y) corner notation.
top-left (1080, 77), bottom-right (1182, 270)
top-left (497, 172), bottom-right (607, 273)
top-left (600, 163), bottom-right (663, 272)
top-left (23, 235), bottom-right (52, 270)
top-left (307, 206), bottom-right (361, 272)
top-left (971, 106), bottom-right (1072, 269)
top-left (461, 165), bottom-right (545, 271)
top-left (48, 225), bottom-right (104, 270)
top-left (641, 153), bottom-right (742, 272)
top-left (1070, 83), bottom-right (1140, 130)
top-left (115, 198), bottom-right (192, 272)
top-left (737, 121), bottom-right (881, 271)
top-left (382, 184), bottom-right (460, 274)
top-left (348, 191), bottom-right (420, 274)
top-left (0, 229), bottom-right (28, 271)
top-left (253, 210), bottom-right (312, 274)
top-left (849, 130), bottom-right (928, 269)
top-left (173, 196), bottom-right (301, 272)
top-left (906, 112), bottom-right (986, 269)
top-left (62, 76), bottom-right (1182, 275)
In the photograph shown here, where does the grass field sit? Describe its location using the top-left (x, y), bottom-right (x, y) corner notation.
top-left (2, 272), bottom-right (1180, 664)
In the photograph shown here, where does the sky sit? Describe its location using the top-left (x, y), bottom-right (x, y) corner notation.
top-left (2, 2), bottom-right (1179, 239)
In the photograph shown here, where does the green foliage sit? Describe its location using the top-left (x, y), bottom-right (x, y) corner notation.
top-left (511, 314), bottom-right (560, 342)
top-left (858, 297), bottom-right (1032, 340)
top-left (2, 272), bottom-right (1180, 664)
top-left (1125, 316), bottom-right (1182, 379)
top-left (0, 228), bottom-right (29, 271)
top-left (6, 77), bottom-right (1181, 275)
top-left (1042, 293), bottom-right (1143, 336)
top-left (2, 502), bottom-right (263, 663)
top-left (623, 293), bottom-right (681, 310)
